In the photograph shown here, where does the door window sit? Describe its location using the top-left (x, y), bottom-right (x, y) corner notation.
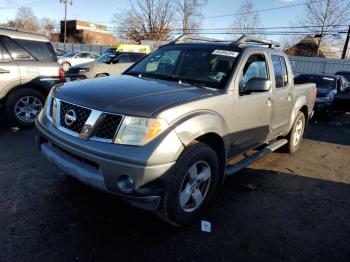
top-left (0, 41), bottom-right (12, 62)
top-left (14, 39), bottom-right (56, 62)
top-left (240, 54), bottom-right (268, 94)
top-left (129, 53), bottom-right (145, 62)
top-left (271, 55), bottom-right (288, 88)
top-left (77, 53), bottom-right (89, 58)
top-left (1, 36), bottom-right (34, 61)
top-left (115, 54), bottom-right (130, 63)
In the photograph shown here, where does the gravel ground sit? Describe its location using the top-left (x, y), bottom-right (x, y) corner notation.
top-left (0, 114), bottom-right (349, 262)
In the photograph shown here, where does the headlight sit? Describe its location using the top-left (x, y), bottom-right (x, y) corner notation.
top-left (114, 116), bottom-right (168, 146)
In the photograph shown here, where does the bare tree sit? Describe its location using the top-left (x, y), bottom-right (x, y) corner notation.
top-left (174, 0), bottom-right (206, 34)
top-left (303, 0), bottom-right (350, 55)
top-left (40, 18), bottom-right (57, 38)
top-left (113, 0), bottom-right (175, 43)
top-left (228, 0), bottom-right (262, 39)
top-left (8, 7), bottom-right (39, 32)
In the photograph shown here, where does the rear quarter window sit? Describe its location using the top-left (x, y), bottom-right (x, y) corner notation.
top-left (14, 39), bottom-right (57, 62)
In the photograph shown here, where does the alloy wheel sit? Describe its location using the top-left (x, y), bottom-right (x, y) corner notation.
top-left (179, 160), bottom-right (212, 213)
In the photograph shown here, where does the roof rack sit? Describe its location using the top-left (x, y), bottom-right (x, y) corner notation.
top-left (235, 35), bottom-right (280, 48)
top-left (169, 34), bottom-right (280, 49)
top-left (170, 34), bottom-right (224, 44)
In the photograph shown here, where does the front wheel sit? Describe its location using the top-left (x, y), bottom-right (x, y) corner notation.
top-left (157, 142), bottom-right (219, 226)
top-left (283, 111), bottom-right (306, 153)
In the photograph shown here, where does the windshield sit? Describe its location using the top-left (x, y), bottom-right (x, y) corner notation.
top-left (125, 45), bottom-right (239, 89)
top-left (96, 54), bottom-right (114, 63)
top-left (295, 75), bottom-right (336, 89)
top-left (62, 51), bottom-right (78, 58)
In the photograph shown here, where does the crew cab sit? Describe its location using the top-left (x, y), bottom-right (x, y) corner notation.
top-left (36, 35), bottom-right (316, 226)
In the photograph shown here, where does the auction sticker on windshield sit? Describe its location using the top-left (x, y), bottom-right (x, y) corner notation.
top-left (212, 50), bottom-right (239, 57)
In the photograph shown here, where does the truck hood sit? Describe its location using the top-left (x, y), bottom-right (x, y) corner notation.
top-left (54, 75), bottom-right (217, 117)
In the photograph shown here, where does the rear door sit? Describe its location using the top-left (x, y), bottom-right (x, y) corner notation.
top-left (270, 54), bottom-right (293, 136)
top-left (0, 38), bottom-right (20, 100)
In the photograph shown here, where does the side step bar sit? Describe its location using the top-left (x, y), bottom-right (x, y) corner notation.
top-left (225, 139), bottom-right (288, 176)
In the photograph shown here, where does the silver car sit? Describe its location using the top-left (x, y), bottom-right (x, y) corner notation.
top-left (0, 28), bottom-right (61, 127)
top-left (64, 52), bottom-right (146, 81)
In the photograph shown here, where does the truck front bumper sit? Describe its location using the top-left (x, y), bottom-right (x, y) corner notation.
top-left (36, 116), bottom-right (183, 211)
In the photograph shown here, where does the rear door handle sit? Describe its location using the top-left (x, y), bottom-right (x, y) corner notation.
top-left (0, 68), bottom-right (10, 74)
top-left (266, 97), bottom-right (273, 105)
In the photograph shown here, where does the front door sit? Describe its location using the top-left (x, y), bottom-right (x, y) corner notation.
top-left (270, 54), bottom-right (293, 136)
top-left (229, 52), bottom-right (272, 157)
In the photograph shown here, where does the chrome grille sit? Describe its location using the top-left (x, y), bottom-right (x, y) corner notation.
top-left (94, 114), bottom-right (123, 140)
top-left (59, 101), bottom-right (91, 133)
top-left (50, 98), bottom-right (123, 143)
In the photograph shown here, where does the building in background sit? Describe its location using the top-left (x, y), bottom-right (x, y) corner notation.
top-left (285, 36), bottom-right (340, 59)
top-left (60, 20), bottom-right (116, 45)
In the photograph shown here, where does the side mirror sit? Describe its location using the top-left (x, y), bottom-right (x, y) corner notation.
top-left (245, 78), bottom-right (271, 93)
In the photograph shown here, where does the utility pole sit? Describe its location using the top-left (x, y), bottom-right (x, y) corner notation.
top-left (342, 25), bottom-right (350, 59)
top-left (60, 0), bottom-right (72, 51)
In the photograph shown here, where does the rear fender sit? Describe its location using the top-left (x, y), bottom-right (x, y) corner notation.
top-left (283, 95), bottom-right (307, 136)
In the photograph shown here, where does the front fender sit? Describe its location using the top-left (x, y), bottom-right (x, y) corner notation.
top-left (173, 110), bottom-right (229, 148)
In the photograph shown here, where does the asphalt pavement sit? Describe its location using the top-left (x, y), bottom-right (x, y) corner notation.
top-left (0, 114), bottom-right (349, 262)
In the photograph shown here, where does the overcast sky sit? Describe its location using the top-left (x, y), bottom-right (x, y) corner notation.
top-left (0, 0), bottom-right (320, 42)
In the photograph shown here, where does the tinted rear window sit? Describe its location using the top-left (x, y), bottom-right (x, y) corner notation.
top-left (14, 39), bottom-right (57, 62)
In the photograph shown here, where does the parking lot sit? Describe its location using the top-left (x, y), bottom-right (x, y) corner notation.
top-left (0, 114), bottom-right (349, 262)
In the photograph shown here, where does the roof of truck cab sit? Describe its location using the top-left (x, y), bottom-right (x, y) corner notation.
top-left (0, 28), bottom-right (50, 42)
top-left (163, 41), bottom-right (284, 54)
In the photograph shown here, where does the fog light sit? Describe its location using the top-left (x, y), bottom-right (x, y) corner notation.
top-left (117, 175), bottom-right (135, 193)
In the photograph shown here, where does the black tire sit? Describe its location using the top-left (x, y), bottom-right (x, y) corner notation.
top-left (95, 73), bottom-right (108, 78)
top-left (283, 111), bottom-right (306, 153)
top-left (157, 142), bottom-right (219, 226)
top-left (61, 62), bottom-right (71, 72)
top-left (5, 88), bottom-right (45, 128)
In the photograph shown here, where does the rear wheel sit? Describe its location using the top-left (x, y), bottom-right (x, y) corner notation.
top-left (157, 142), bottom-right (219, 226)
top-left (283, 111), bottom-right (306, 153)
top-left (5, 88), bottom-right (45, 127)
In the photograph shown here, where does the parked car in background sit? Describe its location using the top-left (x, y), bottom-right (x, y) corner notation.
top-left (64, 52), bottom-right (146, 81)
top-left (294, 73), bottom-right (348, 119)
top-left (58, 51), bottom-right (99, 72)
top-left (103, 44), bottom-right (151, 55)
top-left (36, 35), bottom-right (316, 226)
top-left (54, 49), bottom-right (66, 58)
top-left (0, 27), bottom-right (62, 127)
top-left (335, 71), bottom-right (350, 83)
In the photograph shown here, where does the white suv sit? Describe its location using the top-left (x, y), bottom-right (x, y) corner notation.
top-left (0, 28), bottom-right (62, 127)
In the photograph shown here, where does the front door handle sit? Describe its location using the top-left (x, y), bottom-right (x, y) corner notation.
top-left (0, 68), bottom-right (10, 74)
top-left (287, 93), bottom-right (292, 101)
top-left (266, 97), bottom-right (273, 105)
